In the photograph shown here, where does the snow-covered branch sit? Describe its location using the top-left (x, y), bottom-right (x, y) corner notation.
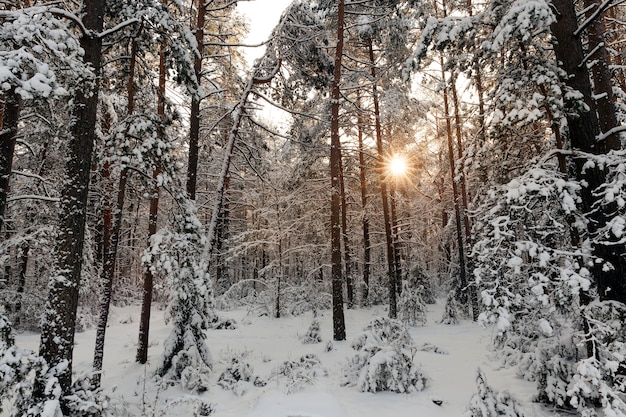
top-left (7, 194), bottom-right (59, 203)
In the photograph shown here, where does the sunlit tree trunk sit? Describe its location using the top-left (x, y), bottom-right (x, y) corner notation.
top-left (330, 0), bottom-right (346, 340)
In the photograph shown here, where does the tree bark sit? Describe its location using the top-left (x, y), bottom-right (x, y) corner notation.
top-left (37, 0), bottom-right (105, 403)
top-left (0, 91), bottom-right (19, 235)
top-left (330, 0), bottom-right (346, 340)
top-left (551, 0), bottom-right (626, 304)
top-left (583, 0), bottom-right (620, 148)
top-left (357, 95), bottom-right (371, 305)
top-left (338, 152), bottom-right (354, 308)
top-left (186, 0), bottom-right (206, 200)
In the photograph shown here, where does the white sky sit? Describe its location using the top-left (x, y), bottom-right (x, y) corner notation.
top-left (237, 0), bottom-right (294, 64)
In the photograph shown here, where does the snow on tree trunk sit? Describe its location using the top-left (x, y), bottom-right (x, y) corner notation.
top-left (0, 90), bottom-right (19, 235)
top-left (37, 0), bottom-right (105, 404)
top-left (329, 0), bottom-right (347, 341)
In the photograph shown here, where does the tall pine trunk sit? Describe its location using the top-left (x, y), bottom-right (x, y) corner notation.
top-left (0, 91), bottom-right (19, 235)
top-left (187, 0), bottom-right (206, 200)
top-left (368, 39), bottom-right (397, 318)
top-left (551, 0), bottom-right (626, 304)
top-left (330, 0), bottom-right (346, 340)
top-left (439, 55), bottom-right (468, 308)
top-left (338, 152), bottom-right (354, 308)
top-left (357, 95), bottom-right (371, 305)
top-left (37, 0), bottom-right (105, 403)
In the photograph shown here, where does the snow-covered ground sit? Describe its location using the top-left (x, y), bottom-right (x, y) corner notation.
top-left (10, 301), bottom-right (558, 416)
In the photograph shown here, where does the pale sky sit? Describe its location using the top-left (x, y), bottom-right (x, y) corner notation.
top-left (236, 0), bottom-right (294, 64)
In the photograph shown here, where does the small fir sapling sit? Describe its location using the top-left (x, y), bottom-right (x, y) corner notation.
top-left (441, 290), bottom-right (461, 325)
top-left (301, 319), bottom-right (322, 344)
top-left (465, 369), bottom-right (528, 417)
top-left (149, 198), bottom-right (214, 391)
top-left (397, 281), bottom-right (427, 327)
top-left (343, 317), bottom-right (427, 393)
top-left (412, 266), bottom-right (435, 304)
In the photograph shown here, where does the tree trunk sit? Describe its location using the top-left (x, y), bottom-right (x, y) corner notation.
top-left (357, 95), bottom-right (371, 305)
top-left (186, 0), bottom-right (206, 200)
top-left (583, 0), bottom-right (620, 149)
top-left (136, 37), bottom-right (166, 364)
top-left (338, 151), bottom-right (354, 308)
top-left (368, 39), bottom-right (397, 318)
top-left (439, 56), bottom-right (468, 307)
top-left (37, 0), bottom-right (105, 403)
top-left (451, 76), bottom-right (479, 320)
top-left (0, 91), bottom-right (19, 235)
top-left (93, 168), bottom-right (128, 384)
top-left (330, 0), bottom-right (346, 340)
top-left (551, 0), bottom-right (626, 304)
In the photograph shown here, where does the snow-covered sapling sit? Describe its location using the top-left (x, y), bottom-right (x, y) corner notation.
top-left (343, 317), bottom-right (427, 393)
top-left (273, 353), bottom-right (328, 393)
top-left (397, 281), bottom-right (427, 326)
top-left (465, 369), bottom-right (528, 417)
top-left (441, 290), bottom-right (460, 325)
top-left (301, 319), bottom-right (322, 344)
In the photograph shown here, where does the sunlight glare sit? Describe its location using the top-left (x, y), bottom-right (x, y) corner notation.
top-left (388, 154), bottom-right (408, 178)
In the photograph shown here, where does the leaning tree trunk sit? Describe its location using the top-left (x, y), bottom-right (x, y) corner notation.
top-left (551, 0), bottom-right (626, 304)
top-left (329, 0), bottom-right (347, 340)
top-left (368, 39), bottom-right (397, 319)
top-left (0, 91), bottom-right (19, 235)
top-left (92, 37), bottom-right (137, 386)
top-left (36, 0), bottom-right (105, 404)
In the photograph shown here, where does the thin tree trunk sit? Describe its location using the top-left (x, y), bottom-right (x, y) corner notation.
top-left (136, 36), bottom-right (166, 364)
top-left (0, 91), bottom-right (19, 235)
top-left (330, 0), bottom-right (346, 340)
top-left (451, 76), bottom-right (479, 320)
top-left (37, 0), bottom-right (105, 403)
top-left (187, 0), bottom-right (206, 200)
top-left (368, 39), bottom-right (397, 318)
top-left (338, 152), bottom-right (354, 308)
top-left (357, 95), bottom-right (371, 305)
top-left (439, 56), bottom-right (468, 307)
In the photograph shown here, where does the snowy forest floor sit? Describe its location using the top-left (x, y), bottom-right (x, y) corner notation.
top-left (10, 300), bottom-right (564, 416)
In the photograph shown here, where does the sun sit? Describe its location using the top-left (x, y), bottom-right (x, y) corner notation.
top-left (388, 154), bottom-right (409, 178)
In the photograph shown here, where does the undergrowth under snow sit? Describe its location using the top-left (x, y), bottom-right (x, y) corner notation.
top-left (6, 301), bottom-right (557, 417)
